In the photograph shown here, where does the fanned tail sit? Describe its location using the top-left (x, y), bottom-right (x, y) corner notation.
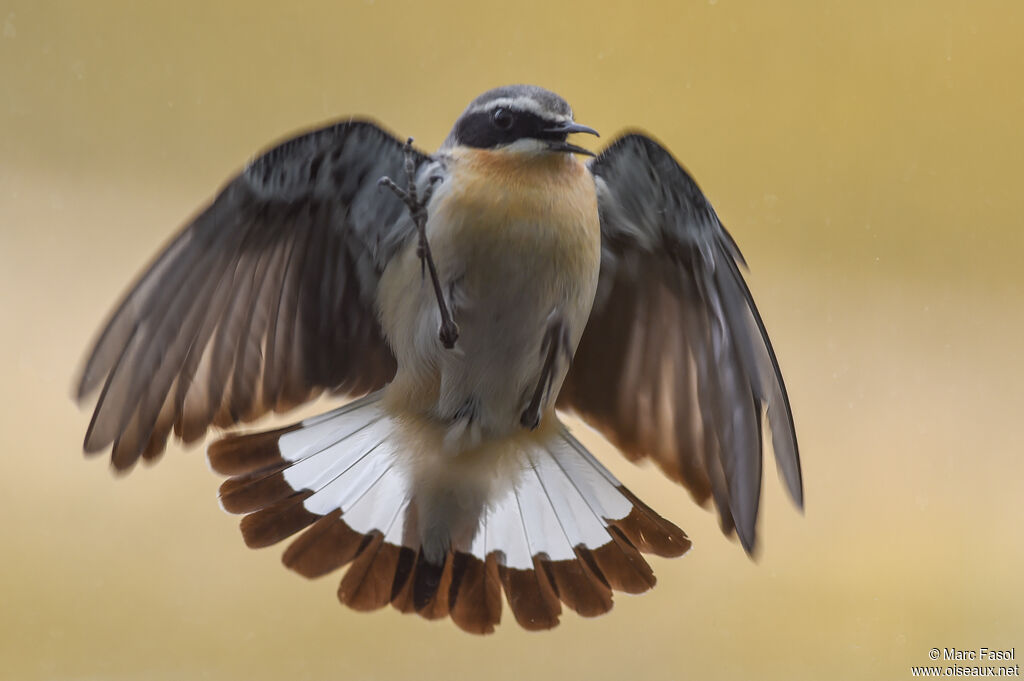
top-left (209, 394), bottom-right (690, 634)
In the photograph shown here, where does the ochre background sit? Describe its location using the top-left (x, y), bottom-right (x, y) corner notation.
top-left (2, 2), bottom-right (1021, 679)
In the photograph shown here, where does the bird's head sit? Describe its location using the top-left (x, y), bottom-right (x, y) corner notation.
top-left (444, 85), bottom-right (599, 157)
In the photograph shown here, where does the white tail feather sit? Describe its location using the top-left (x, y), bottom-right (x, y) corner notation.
top-left (212, 393), bottom-right (688, 632)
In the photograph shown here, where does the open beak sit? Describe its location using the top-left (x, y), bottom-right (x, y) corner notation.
top-left (544, 121), bottom-right (600, 156)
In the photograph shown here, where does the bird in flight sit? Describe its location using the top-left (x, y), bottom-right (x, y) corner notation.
top-left (76, 84), bottom-right (802, 634)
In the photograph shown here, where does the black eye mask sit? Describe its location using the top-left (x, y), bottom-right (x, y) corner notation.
top-left (453, 109), bottom-right (566, 149)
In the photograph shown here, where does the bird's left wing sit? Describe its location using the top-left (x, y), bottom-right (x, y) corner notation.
top-left (76, 120), bottom-right (429, 471)
top-left (557, 133), bottom-right (801, 552)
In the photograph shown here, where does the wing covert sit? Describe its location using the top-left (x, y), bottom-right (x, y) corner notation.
top-left (558, 133), bottom-right (801, 553)
top-left (77, 120), bottom-right (431, 471)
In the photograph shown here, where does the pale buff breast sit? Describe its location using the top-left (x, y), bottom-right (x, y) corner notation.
top-left (378, 147), bottom-right (601, 425)
top-left (431, 147), bottom-right (602, 290)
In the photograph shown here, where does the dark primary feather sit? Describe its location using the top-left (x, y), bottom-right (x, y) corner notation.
top-left (76, 120), bottom-right (429, 470)
top-left (558, 133), bottom-right (802, 553)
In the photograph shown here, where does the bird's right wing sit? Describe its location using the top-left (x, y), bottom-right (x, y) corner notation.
top-left (76, 120), bottom-right (431, 471)
top-left (558, 134), bottom-right (801, 552)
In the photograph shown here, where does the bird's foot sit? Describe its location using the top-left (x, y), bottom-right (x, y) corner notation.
top-left (520, 315), bottom-right (571, 430)
top-left (379, 138), bottom-right (458, 349)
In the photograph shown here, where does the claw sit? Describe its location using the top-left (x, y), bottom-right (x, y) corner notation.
top-left (520, 314), bottom-right (570, 431)
top-left (439, 318), bottom-right (460, 349)
top-left (379, 140), bottom-right (460, 349)
top-left (520, 407), bottom-right (541, 431)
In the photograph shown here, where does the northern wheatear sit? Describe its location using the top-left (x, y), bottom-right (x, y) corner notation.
top-left (77, 84), bottom-right (802, 633)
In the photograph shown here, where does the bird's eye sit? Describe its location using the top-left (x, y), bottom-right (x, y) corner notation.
top-left (492, 108), bottom-right (515, 131)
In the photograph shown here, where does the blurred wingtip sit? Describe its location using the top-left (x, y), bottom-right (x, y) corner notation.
top-left (107, 455), bottom-right (137, 477)
top-left (789, 474), bottom-right (805, 510)
top-left (735, 515), bottom-right (759, 559)
top-left (71, 375), bottom-right (88, 404)
top-left (766, 402), bottom-right (804, 510)
top-left (745, 537), bottom-right (764, 562)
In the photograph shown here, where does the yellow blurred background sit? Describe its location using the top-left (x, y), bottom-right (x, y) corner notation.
top-left (2, 1), bottom-right (1021, 679)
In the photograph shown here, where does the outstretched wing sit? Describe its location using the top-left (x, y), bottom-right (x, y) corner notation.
top-left (558, 133), bottom-right (802, 553)
top-left (77, 120), bottom-right (430, 471)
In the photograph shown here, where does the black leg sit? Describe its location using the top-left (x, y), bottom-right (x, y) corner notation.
top-left (520, 317), bottom-right (571, 430)
top-left (379, 138), bottom-right (459, 349)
